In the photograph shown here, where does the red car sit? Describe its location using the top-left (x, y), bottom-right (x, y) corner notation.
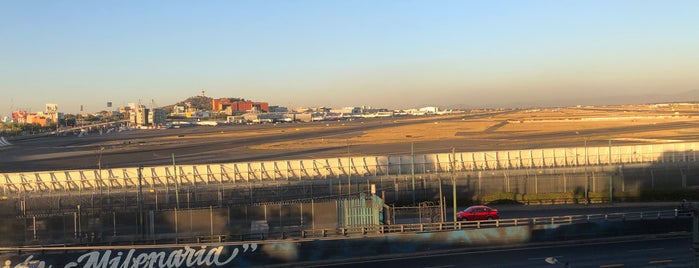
top-left (457, 205), bottom-right (499, 221)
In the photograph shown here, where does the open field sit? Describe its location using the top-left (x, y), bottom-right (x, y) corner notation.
top-left (3, 105), bottom-right (699, 173)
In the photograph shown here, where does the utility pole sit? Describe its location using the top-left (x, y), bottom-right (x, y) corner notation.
top-left (411, 142), bottom-right (416, 205)
top-left (438, 176), bottom-right (444, 222)
top-left (138, 165), bottom-right (144, 236)
top-left (584, 138), bottom-right (589, 204)
top-left (347, 139), bottom-right (351, 197)
top-left (98, 147), bottom-right (104, 204)
top-left (609, 136), bottom-right (613, 203)
top-left (172, 153), bottom-right (180, 209)
top-left (452, 148), bottom-right (457, 223)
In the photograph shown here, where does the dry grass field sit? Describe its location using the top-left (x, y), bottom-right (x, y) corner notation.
top-left (252, 106), bottom-right (699, 152)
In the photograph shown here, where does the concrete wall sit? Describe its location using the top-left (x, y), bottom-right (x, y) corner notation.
top-left (0, 218), bottom-right (689, 267)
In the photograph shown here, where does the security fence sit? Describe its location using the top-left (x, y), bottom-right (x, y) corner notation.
top-left (0, 194), bottom-right (391, 247)
top-left (0, 206), bottom-right (687, 247)
top-left (2, 142), bottom-right (698, 195)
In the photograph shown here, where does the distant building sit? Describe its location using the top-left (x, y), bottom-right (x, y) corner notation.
top-left (45, 104), bottom-right (59, 123)
top-left (186, 110), bottom-right (210, 118)
top-left (269, 106), bottom-right (288, 113)
top-left (119, 106), bottom-right (132, 116)
top-left (243, 112), bottom-right (283, 123)
top-left (331, 107), bottom-right (361, 115)
top-left (419, 106), bottom-right (440, 114)
top-left (11, 110), bottom-right (28, 124)
top-left (130, 105), bottom-right (148, 126)
top-left (212, 98), bottom-right (269, 114)
top-left (27, 112), bottom-right (51, 126)
top-left (171, 105), bottom-right (187, 116)
top-left (128, 104), bottom-right (167, 127)
top-left (148, 108), bottom-right (167, 127)
top-left (288, 112), bottom-right (314, 122)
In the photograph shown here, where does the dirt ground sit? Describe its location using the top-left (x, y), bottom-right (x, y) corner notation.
top-left (252, 106), bottom-right (699, 151)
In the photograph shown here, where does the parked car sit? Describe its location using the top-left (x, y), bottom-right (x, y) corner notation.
top-left (457, 205), bottom-right (499, 221)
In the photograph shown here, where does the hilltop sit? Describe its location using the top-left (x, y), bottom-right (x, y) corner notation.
top-left (161, 96), bottom-right (254, 112)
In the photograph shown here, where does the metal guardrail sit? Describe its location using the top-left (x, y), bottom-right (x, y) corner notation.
top-left (110, 209), bottom-right (692, 243)
top-left (297, 209), bottom-right (682, 238)
top-left (9, 209), bottom-right (684, 249)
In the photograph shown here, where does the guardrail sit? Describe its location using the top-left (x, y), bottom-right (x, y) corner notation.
top-left (297, 209), bottom-right (682, 239)
top-left (17, 209), bottom-right (685, 248)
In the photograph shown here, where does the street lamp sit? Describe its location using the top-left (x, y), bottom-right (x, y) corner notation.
top-left (77, 205), bottom-right (82, 239)
top-left (347, 139), bottom-right (350, 197)
top-left (452, 148), bottom-right (457, 224)
top-left (98, 147), bottom-right (104, 193)
top-left (608, 136), bottom-right (613, 203)
top-left (583, 137), bottom-right (590, 204)
top-left (411, 143), bottom-right (415, 205)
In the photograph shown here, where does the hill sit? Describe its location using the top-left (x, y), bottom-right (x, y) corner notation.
top-left (162, 96), bottom-right (252, 112)
top-left (161, 96), bottom-right (213, 112)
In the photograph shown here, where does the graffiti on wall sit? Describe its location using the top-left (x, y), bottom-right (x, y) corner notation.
top-left (1, 244), bottom-right (258, 268)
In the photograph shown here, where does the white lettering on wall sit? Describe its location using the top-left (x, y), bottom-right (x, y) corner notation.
top-left (1, 244), bottom-right (257, 268)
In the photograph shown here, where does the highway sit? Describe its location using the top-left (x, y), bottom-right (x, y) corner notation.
top-left (477, 202), bottom-right (678, 221)
top-left (303, 236), bottom-right (694, 268)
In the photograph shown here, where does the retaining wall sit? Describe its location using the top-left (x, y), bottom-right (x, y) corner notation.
top-left (0, 218), bottom-right (690, 267)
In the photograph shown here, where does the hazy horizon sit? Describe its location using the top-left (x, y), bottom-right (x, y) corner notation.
top-left (2, 1), bottom-right (698, 115)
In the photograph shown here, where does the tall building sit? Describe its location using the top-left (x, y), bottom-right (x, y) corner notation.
top-left (148, 108), bottom-right (167, 126)
top-left (130, 105), bottom-right (148, 126)
top-left (11, 110), bottom-right (28, 124)
top-left (45, 104), bottom-right (59, 123)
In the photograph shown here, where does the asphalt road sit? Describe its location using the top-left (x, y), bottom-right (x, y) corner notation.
top-left (303, 236), bottom-right (694, 268)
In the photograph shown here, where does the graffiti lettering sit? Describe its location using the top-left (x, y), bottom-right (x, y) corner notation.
top-left (2, 244), bottom-right (256, 268)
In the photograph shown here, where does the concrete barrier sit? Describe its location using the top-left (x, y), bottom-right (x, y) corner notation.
top-left (0, 217), bottom-right (690, 267)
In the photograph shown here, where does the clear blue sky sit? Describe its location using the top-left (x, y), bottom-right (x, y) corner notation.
top-left (2, 1), bottom-right (698, 115)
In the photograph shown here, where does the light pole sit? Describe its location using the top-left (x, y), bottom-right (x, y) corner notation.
top-left (138, 165), bottom-right (144, 236)
top-left (172, 153), bottom-right (180, 209)
top-left (452, 148), bottom-right (457, 223)
top-left (608, 136), bottom-right (613, 203)
top-left (584, 137), bottom-right (589, 204)
top-left (347, 139), bottom-right (350, 197)
top-left (98, 147), bottom-right (104, 195)
top-left (411, 143), bottom-right (416, 205)
top-left (77, 204), bottom-right (82, 240)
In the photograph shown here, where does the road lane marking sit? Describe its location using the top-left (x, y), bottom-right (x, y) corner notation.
top-left (528, 255), bottom-right (563, 261)
top-left (627, 248), bottom-right (664, 253)
top-left (599, 264), bottom-right (624, 268)
top-left (648, 260), bottom-right (672, 264)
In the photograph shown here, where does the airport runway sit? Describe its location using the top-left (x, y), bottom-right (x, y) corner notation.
top-left (0, 113), bottom-right (511, 172)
